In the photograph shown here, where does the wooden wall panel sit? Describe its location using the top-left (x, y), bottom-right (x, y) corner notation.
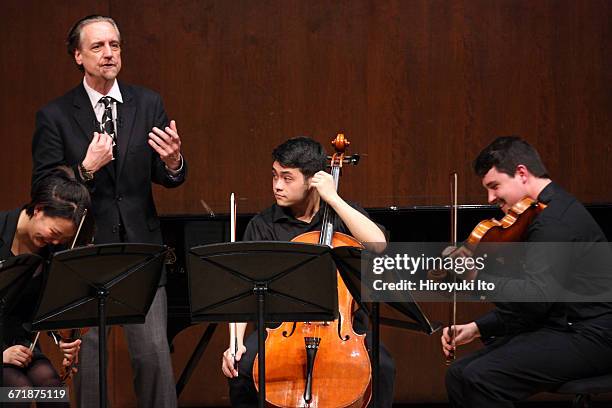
top-left (1, 0), bottom-right (610, 213)
top-left (1, 0), bottom-right (610, 406)
top-left (0, 0), bottom-right (109, 210)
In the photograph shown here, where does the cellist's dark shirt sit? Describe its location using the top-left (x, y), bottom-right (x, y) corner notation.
top-left (476, 182), bottom-right (612, 338)
top-left (243, 202), bottom-right (382, 242)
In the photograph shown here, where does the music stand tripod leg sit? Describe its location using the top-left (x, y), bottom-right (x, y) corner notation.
top-left (372, 302), bottom-right (380, 408)
top-left (97, 288), bottom-right (109, 408)
top-left (255, 285), bottom-right (266, 408)
top-left (0, 299), bottom-right (5, 389)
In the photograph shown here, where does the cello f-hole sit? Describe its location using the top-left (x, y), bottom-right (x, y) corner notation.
top-left (282, 322), bottom-right (297, 338)
top-left (336, 314), bottom-right (350, 341)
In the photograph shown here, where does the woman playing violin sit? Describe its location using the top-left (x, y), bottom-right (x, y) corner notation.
top-left (442, 136), bottom-right (612, 408)
top-left (1, 167), bottom-right (93, 407)
top-left (220, 137), bottom-right (394, 407)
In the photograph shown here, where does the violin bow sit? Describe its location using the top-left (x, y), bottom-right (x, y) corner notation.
top-left (229, 193), bottom-right (239, 367)
top-left (61, 208), bottom-right (90, 383)
top-left (447, 172), bottom-right (458, 364)
top-left (70, 208), bottom-right (88, 249)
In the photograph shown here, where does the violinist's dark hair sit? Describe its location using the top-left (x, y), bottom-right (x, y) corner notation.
top-left (26, 167), bottom-right (94, 245)
top-left (66, 15), bottom-right (121, 72)
top-left (474, 136), bottom-right (549, 179)
top-left (272, 137), bottom-right (327, 178)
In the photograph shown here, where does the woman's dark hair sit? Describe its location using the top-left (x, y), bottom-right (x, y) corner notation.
top-left (26, 167), bottom-right (94, 245)
top-left (473, 136), bottom-right (549, 178)
top-left (272, 137), bottom-right (327, 178)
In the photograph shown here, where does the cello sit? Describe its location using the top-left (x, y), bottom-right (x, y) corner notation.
top-left (253, 133), bottom-right (372, 407)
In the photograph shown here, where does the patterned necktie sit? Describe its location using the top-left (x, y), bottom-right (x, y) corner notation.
top-left (100, 96), bottom-right (118, 162)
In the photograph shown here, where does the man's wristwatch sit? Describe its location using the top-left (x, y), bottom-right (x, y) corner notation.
top-left (79, 162), bottom-right (94, 182)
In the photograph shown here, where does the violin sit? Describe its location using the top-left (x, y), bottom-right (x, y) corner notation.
top-left (465, 197), bottom-right (547, 251)
top-left (55, 327), bottom-right (90, 384)
top-left (253, 134), bottom-right (371, 407)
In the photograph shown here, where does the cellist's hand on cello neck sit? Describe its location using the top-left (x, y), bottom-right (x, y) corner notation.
top-left (309, 171), bottom-right (387, 252)
top-left (441, 322), bottom-right (481, 358)
top-left (310, 171), bottom-right (340, 206)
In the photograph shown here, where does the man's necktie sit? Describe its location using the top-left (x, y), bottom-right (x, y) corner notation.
top-left (100, 96), bottom-right (118, 162)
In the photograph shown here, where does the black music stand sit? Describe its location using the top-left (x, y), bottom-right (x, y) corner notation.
top-left (30, 243), bottom-right (167, 408)
top-left (188, 241), bottom-right (338, 408)
top-left (332, 246), bottom-right (440, 408)
top-left (0, 254), bottom-right (43, 388)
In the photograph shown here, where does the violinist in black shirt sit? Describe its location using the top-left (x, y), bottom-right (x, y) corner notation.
top-left (0, 168), bottom-right (92, 407)
top-left (442, 136), bottom-right (612, 407)
top-left (220, 137), bottom-right (395, 407)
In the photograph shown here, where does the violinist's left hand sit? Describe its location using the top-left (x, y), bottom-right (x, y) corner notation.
top-left (59, 339), bottom-right (81, 367)
top-left (310, 171), bottom-right (339, 205)
top-left (442, 245), bottom-right (479, 281)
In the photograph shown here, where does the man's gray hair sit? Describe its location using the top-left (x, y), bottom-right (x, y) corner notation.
top-left (66, 15), bottom-right (121, 71)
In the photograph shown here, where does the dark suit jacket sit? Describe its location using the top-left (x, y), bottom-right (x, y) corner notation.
top-left (32, 82), bottom-right (186, 245)
top-left (0, 208), bottom-right (20, 260)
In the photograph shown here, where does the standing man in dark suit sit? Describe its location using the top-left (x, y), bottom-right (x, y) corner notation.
top-left (31, 15), bottom-right (186, 408)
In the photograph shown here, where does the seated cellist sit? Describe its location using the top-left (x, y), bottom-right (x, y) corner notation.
top-left (220, 136), bottom-right (395, 407)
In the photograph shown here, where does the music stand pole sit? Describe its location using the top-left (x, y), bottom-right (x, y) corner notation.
top-left (371, 301), bottom-right (380, 408)
top-left (97, 287), bottom-right (109, 408)
top-left (0, 298), bottom-right (5, 390)
top-left (256, 286), bottom-right (266, 408)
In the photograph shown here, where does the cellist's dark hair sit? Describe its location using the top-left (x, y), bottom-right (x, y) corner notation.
top-left (272, 137), bottom-right (327, 178)
top-left (26, 167), bottom-right (94, 245)
top-left (474, 136), bottom-right (549, 178)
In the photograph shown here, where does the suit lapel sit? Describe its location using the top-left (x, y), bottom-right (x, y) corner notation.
top-left (0, 209), bottom-right (20, 260)
top-left (72, 84), bottom-right (116, 181)
top-left (117, 83), bottom-right (137, 178)
top-left (71, 85), bottom-right (98, 144)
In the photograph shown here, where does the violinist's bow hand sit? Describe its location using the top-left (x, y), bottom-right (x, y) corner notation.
top-left (3, 345), bottom-right (33, 368)
top-left (441, 322), bottom-right (481, 357)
